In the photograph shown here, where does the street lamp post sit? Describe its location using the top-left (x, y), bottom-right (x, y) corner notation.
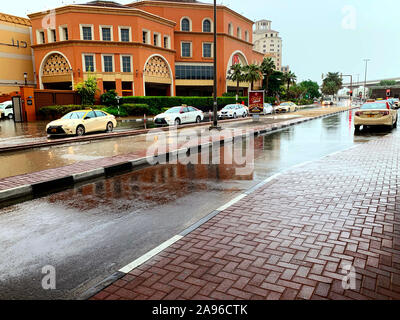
top-left (363, 59), bottom-right (371, 101)
top-left (209, 0), bottom-right (221, 130)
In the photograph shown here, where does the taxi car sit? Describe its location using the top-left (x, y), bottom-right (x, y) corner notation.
top-left (218, 104), bottom-right (247, 119)
top-left (154, 105), bottom-right (204, 126)
top-left (354, 101), bottom-right (398, 131)
top-left (46, 109), bottom-right (117, 136)
top-left (275, 102), bottom-right (297, 113)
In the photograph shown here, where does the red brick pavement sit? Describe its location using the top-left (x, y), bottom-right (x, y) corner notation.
top-left (92, 131), bottom-right (400, 300)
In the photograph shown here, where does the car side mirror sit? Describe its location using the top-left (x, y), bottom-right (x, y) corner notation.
top-left (180, 111), bottom-right (184, 114)
top-left (84, 117), bottom-right (90, 120)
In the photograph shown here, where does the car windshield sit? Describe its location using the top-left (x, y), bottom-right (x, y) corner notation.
top-left (164, 107), bottom-right (181, 114)
top-left (360, 103), bottom-right (388, 110)
top-left (223, 105), bottom-right (236, 110)
top-left (61, 111), bottom-right (86, 119)
top-left (280, 103), bottom-right (290, 106)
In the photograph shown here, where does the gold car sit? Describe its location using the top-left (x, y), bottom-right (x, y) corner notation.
top-left (275, 102), bottom-right (297, 113)
top-left (354, 101), bottom-right (398, 130)
top-left (46, 109), bottom-right (117, 136)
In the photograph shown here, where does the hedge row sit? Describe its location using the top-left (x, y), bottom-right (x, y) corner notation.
top-left (120, 96), bottom-right (251, 112)
top-left (38, 104), bottom-right (154, 118)
top-left (38, 105), bottom-right (91, 119)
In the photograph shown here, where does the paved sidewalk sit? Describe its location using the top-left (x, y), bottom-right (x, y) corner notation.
top-left (91, 129), bottom-right (400, 300)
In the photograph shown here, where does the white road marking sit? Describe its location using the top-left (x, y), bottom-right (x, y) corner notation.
top-left (119, 235), bottom-right (183, 274)
top-left (217, 193), bottom-right (247, 211)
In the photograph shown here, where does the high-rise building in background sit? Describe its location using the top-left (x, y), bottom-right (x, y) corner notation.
top-left (253, 19), bottom-right (288, 72)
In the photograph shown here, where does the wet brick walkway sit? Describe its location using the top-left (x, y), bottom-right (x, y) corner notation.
top-left (92, 130), bottom-right (400, 300)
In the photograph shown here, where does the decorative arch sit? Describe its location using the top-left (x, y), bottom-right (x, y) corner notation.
top-left (228, 23), bottom-right (233, 36)
top-left (226, 50), bottom-right (249, 92)
top-left (180, 16), bottom-right (192, 32)
top-left (202, 18), bottom-right (212, 32)
top-left (39, 51), bottom-right (73, 90)
top-left (143, 54), bottom-right (174, 96)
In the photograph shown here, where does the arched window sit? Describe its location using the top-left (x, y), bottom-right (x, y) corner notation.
top-left (181, 18), bottom-right (190, 31)
top-left (237, 27), bottom-right (241, 39)
top-left (203, 19), bottom-right (211, 32)
top-left (228, 23), bottom-right (233, 35)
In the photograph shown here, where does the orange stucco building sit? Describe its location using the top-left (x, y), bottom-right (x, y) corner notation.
top-left (28, 0), bottom-right (264, 97)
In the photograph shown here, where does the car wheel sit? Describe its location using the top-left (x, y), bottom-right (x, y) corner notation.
top-left (76, 125), bottom-right (85, 136)
top-left (233, 113), bottom-right (237, 119)
top-left (242, 112), bottom-right (246, 118)
top-left (196, 116), bottom-right (201, 123)
top-left (8, 113), bottom-right (13, 119)
top-left (174, 118), bottom-right (181, 126)
top-left (354, 125), bottom-right (361, 131)
top-left (106, 121), bottom-right (114, 132)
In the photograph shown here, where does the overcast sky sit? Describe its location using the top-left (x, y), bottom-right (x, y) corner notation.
top-left (4, 0), bottom-right (399, 84)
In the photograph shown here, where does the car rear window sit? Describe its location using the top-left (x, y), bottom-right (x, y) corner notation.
top-left (360, 103), bottom-right (388, 110)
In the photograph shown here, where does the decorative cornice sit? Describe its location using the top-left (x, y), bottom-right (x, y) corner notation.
top-left (31, 40), bottom-right (176, 54)
top-left (174, 31), bottom-right (253, 46)
top-left (28, 5), bottom-right (176, 27)
top-left (0, 12), bottom-right (31, 26)
top-left (128, 1), bottom-right (255, 25)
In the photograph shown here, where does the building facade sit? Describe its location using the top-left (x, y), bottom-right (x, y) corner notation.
top-left (0, 12), bottom-right (35, 95)
top-left (28, 0), bottom-right (264, 97)
top-left (253, 19), bottom-right (283, 71)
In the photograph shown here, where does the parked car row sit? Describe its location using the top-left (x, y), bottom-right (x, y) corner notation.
top-left (44, 101), bottom-right (303, 137)
top-left (0, 101), bottom-right (14, 119)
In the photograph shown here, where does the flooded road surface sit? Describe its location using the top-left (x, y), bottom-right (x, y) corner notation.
top-left (0, 118), bottom-right (151, 147)
top-left (0, 111), bottom-right (396, 299)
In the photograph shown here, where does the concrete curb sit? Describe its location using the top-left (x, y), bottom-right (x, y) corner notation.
top-left (0, 107), bottom-right (355, 205)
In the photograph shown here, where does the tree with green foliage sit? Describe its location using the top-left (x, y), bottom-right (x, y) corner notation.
top-left (282, 71), bottom-right (297, 93)
top-left (268, 71), bottom-right (284, 96)
top-left (227, 63), bottom-right (245, 102)
top-left (379, 80), bottom-right (396, 86)
top-left (75, 74), bottom-right (99, 106)
top-left (100, 89), bottom-right (118, 107)
top-left (243, 64), bottom-right (262, 90)
top-left (298, 80), bottom-right (321, 99)
top-left (321, 72), bottom-right (342, 97)
top-left (288, 83), bottom-right (307, 100)
top-left (260, 57), bottom-right (276, 96)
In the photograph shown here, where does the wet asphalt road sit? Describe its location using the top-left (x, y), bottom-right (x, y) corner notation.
top-left (0, 110), bottom-right (397, 299)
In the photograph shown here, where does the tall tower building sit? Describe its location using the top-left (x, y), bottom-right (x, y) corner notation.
top-left (253, 19), bottom-right (282, 71)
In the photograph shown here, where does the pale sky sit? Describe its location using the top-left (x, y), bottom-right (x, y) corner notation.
top-left (4, 0), bottom-right (399, 84)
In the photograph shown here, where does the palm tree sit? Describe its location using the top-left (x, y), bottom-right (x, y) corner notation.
top-left (283, 71), bottom-right (297, 92)
top-left (227, 63), bottom-right (245, 102)
top-left (261, 57), bottom-right (276, 96)
top-left (322, 72), bottom-right (343, 99)
top-left (244, 64), bottom-right (262, 90)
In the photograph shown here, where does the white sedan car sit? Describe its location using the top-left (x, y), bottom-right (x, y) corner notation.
top-left (154, 106), bottom-right (204, 126)
top-left (263, 103), bottom-right (274, 115)
top-left (218, 104), bottom-right (247, 119)
top-left (0, 101), bottom-right (14, 119)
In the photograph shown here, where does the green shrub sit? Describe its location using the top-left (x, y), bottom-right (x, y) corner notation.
top-left (101, 106), bottom-right (128, 117)
top-left (119, 96), bottom-right (249, 112)
top-left (100, 90), bottom-right (118, 107)
top-left (101, 104), bottom-right (157, 117)
top-left (39, 105), bottom-right (85, 119)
